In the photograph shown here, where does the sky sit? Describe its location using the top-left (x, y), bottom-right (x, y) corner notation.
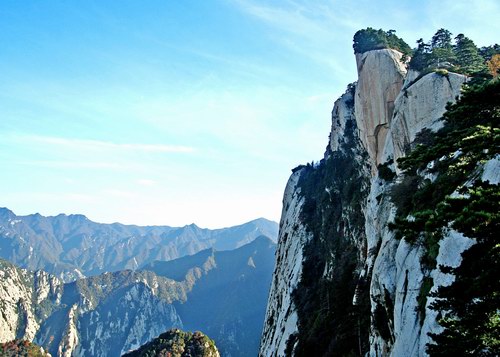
top-left (1, 0), bottom-right (499, 228)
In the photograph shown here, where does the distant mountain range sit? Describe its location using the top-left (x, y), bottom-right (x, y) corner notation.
top-left (0, 207), bottom-right (278, 282)
top-left (0, 236), bottom-right (276, 357)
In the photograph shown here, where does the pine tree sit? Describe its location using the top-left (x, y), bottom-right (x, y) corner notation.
top-left (454, 34), bottom-right (487, 74)
top-left (430, 29), bottom-right (455, 67)
top-left (409, 38), bottom-right (432, 71)
top-left (424, 80), bottom-right (500, 356)
top-left (479, 44), bottom-right (500, 61)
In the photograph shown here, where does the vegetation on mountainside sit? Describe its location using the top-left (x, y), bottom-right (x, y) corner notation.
top-left (388, 79), bottom-right (500, 355)
top-left (291, 87), bottom-right (372, 356)
top-left (0, 340), bottom-right (50, 357)
top-left (122, 329), bottom-right (219, 357)
top-left (409, 28), bottom-right (500, 78)
top-left (354, 27), bottom-right (500, 79)
top-left (353, 28), bottom-right (412, 58)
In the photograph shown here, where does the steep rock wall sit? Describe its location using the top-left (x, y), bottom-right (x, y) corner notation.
top-left (261, 86), bottom-right (372, 356)
top-left (0, 260), bottom-right (63, 343)
top-left (354, 49), bottom-right (407, 167)
top-left (260, 47), bottom-right (475, 356)
top-left (388, 72), bottom-right (467, 168)
top-left (259, 171), bottom-right (310, 356)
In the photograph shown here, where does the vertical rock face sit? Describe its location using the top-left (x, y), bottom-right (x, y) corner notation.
top-left (259, 46), bottom-right (478, 356)
top-left (260, 86), bottom-right (372, 356)
top-left (0, 259), bottom-right (63, 344)
top-left (389, 72), bottom-right (468, 168)
top-left (259, 171), bottom-right (310, 356)
top-left (354, 49), bottom-right (407, 167)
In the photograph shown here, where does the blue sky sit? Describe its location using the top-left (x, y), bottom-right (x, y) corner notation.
top-left (1, 0), bottom-right (499, 228)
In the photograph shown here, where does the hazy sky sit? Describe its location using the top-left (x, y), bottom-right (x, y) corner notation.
top-left (1, 0), bottom-right (499, 228)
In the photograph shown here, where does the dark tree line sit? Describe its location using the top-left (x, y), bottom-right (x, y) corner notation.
top-left (353, 27), bottom-right (500, 78)
top-left (409, 28), bottom-right (499, 76)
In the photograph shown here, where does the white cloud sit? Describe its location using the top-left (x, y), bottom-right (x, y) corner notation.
top-left (101, 189), bottom-right (136, 198)
top-left (18, 160), bottom-right (132, 170)
top-left (137, 179), bottom-right (156, 186)
top-left (17, 135), bottom-right (195, 153)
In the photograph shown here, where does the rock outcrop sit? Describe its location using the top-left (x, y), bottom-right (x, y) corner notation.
top-left (0, 259), bottom-right (63, 344)
top-left (259, 172), bottom-right (310, 356)
top-left (354, 49), bottom-right (407, 167)
top-left (388, 71), bottom-right (467, 169)
top-left (259, 39), bottom-right (494, 356)
top-left (122, 329), bottom-right (220, 357)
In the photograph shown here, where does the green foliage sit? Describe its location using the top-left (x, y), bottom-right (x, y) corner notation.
top-left (377, 160), bottom-right (396, 181)
top-left (122, 329), bottom-right (219, 357)
top-left (387, 79), bottom-right (499, 354)
top-left (417, 277), bottom-right (433, 324)
top-left (291, 118), bottom-right (371, 356)
top-left (431, 29), bottom-right (453, 49)
top-left (353, 28), bottom-right (412, 58)
top-left (409, 38), bottom-right (432, 72)
top-left (434, 68), bottom-right (448, 76)
top-left (430, 29), bottom-right (456, 67)
top-left (389, 175), bottom-right (419, 218)
top-left (480, 44), bottom-right (500, 62)
top-left (454, 34), bottom-right (488, 74)
top-left (427, 183), bottom-right (500, 355)
top-left (409, 29), bottom-right (492, 78)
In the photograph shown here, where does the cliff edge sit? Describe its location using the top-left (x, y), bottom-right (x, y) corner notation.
top-left (260, 29), bottom-right (498, 356)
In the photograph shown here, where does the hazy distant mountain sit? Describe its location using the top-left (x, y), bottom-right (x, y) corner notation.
top-left (0, 237), bottom-right (276, 357)
top-left (0, 207), bottom-right (278, 281)
top-left (143, 236), bottom-right (276, 356)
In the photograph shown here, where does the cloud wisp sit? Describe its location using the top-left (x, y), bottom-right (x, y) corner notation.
top-left (12, 134), bottom-right (195, 153)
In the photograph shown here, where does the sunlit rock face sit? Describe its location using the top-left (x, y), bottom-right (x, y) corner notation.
top-left (389, 71), bottom-right (467, 171)
top-left (354, 49), bottom-right (406, 168)
top-left (259, 44), bottom-right (480, 356)
top-left (259, 171), bottom-right (310, 357)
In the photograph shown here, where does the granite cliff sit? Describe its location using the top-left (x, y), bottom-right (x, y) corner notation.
top-left (260, 29), bottom-right (499, 356)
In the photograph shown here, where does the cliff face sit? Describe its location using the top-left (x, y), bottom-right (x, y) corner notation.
top-left (0, 259), bottom-right (63, 344)
top-left (259, 172), bottom-right (310, 356)
top-left (259, 48), bottom-right (496, 356)
top-left (354, 50), bottom-right (407, 167)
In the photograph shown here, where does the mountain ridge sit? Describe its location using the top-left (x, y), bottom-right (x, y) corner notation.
top-left (0, 235), bottom-right (276, 356)
top-left (0, 207), bottom-right (277, 282)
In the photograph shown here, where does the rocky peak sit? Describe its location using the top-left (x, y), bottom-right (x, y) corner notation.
top-left (0, 207), bottom-right (16, 221)
top-left (354, 49), bottom-right (407, 168)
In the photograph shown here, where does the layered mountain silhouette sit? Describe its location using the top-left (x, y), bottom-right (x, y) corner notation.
top-left (0, 208), bottom-right (277, 357)
top-left (0, 207), bottom-right (277, 282)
